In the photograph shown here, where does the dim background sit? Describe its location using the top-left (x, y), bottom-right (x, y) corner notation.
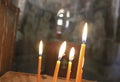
top-left (5, 0), bottom-right (120, 82)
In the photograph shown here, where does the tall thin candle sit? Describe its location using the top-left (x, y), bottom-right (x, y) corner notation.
top-left (37, 40), bottom-right (43, 82)
top-left (75, 23), bottom-right (88, 82)
top-left (52, 41), bottom-right (67, 82)
top-left (66, 47), bottom-right (75, 82)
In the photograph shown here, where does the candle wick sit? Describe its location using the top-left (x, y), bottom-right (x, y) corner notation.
top-left (58, 57), bottom-right (61, 61)
top-left (39, 54), bottom-right (42, 56)
top-left (82, 40), bottom-right (86, 44)
top-left (69, 60), bottom-right (72, 62)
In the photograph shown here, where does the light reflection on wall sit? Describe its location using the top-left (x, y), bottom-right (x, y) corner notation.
top-left (56, 8), bottom-right (70, 34)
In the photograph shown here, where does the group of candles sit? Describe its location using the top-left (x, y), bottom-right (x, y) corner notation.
top-left (37, 22), bottom-right (88, 82)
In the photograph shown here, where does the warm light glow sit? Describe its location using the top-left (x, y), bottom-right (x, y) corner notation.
top-left (57, 19), bottom-right (63, 25)
top-left (66, 11), bottom-right (70, 18)
top-left (57, 9), bottom-right (65, 16)
top-left (69, 47), bottom-right (75, 61)
top-left (82, 23), bottom-right (88, 42)
top-left (58, 41), bottom-right (67, 60)
top-left (39, 40), bottom-right (43, 55)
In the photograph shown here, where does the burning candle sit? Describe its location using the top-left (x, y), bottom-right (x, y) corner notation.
top-left (66, 47), bottom-right (75, 82)
top-left (75, 23), bottom-right (88, 82)
top-left (52, 41), bottom-right (67, 82)
top-left (37, 40), bottom-right (43, 82)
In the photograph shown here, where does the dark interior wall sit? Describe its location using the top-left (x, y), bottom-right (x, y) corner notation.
top-left (10, 0), bottom-right (120, 82)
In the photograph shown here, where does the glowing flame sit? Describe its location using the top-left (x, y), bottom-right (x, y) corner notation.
top-left (69, 47), bottom-right (75, 61)
top-left (82, 23), bottom-right (88, 42)
top-left (58, 41), bottom-right (67, 60)
top-left (39, 40), bottom-right (43, 55)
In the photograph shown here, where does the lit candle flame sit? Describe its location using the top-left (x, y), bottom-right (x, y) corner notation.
top-left (58, 41), bottom-right (67, 60)
top-left (82, 23), bottom-right (88, 42)
top-left (39, 40), bottom-right (43, 55)
top-left (69, 47), bottom-right (75, 61)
